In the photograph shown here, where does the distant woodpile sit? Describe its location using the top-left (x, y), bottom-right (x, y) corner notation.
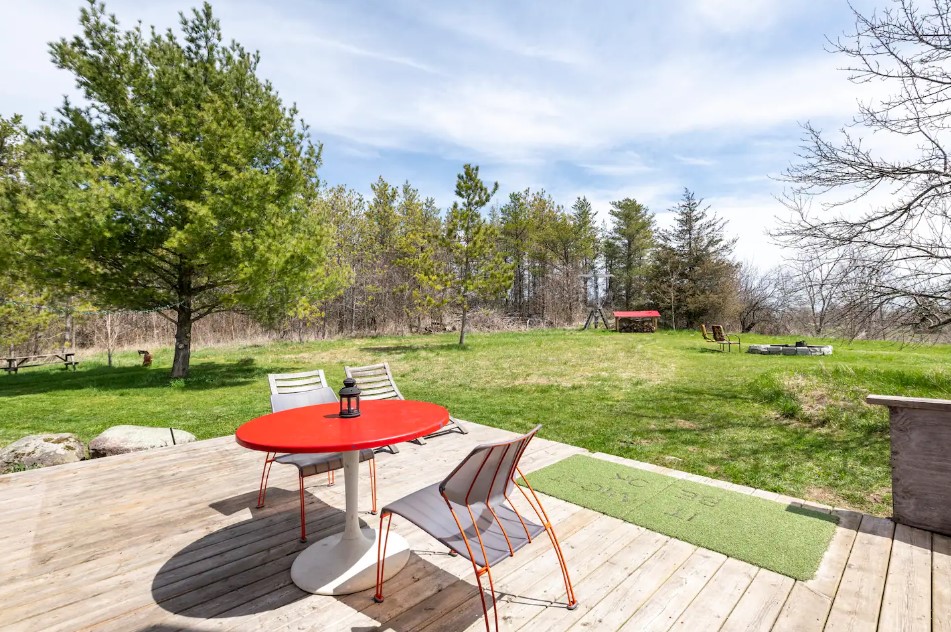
top-left (617, 318), bottom-right (657, 333)
top-left (614, 311), bottom-right (661, 333)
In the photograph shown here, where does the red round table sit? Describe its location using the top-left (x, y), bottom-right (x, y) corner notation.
top-left (236, 399), bottom-right (449, 595)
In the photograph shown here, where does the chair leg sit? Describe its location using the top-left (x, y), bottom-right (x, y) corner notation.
top-left (298, 473), bottom-right (307, 543)
top-left (542, 523), bottom-right (578, 609)
top-left (374, 512), bottom-right (393, 603)
top-left (413, 436), bottom-right (427, 445)
top-left (368, 458), bottom-right (378, 515)
top-left (454, 418), bottom-right (468, 434)
top-left (328, 469), bottom-right (335, 486)
top-left (256, 452), bottom-right (275, 509)
top-left (515, 468), bottom-right (578, 609)
top-left (471, 564), bottom-right (498, 632)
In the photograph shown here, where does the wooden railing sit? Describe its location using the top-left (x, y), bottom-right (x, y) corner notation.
top-left (867, 394), bottom-right (951, 536)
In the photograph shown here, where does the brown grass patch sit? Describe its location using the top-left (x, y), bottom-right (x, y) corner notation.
top-left (781, 374), bottom-right (836, 418)
top-left (804, 486), bottom-right (849, 508)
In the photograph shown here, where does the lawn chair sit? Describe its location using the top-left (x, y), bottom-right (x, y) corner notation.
top-left (259, 371), bottom-right (377, 542)
top-left (711, 324), bottom-right (741, 353)
top-left (344, 361), bottom-right (468, 454)
top-left (373, 425), bottom-right (576, 632)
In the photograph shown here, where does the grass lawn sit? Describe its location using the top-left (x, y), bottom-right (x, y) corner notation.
top-left (2, 328), bottom-right (950, 515)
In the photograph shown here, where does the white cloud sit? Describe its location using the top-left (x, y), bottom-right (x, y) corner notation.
top-left (0, 0), bottom-right (889, 270)
top-left (675, 155), bottom-right (717, 167)
top-left (697, 195), bottom-right (790, 267)
top-left (689, 0), bottom-right (789, 33)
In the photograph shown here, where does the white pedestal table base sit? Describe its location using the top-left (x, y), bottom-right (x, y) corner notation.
top-left (290, 449), bottom-right (410, 595)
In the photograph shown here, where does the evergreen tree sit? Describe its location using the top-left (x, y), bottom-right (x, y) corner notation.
top-left (6, 3), bottom-right (331, 376)
top-left (499, 190), bottom-right (533, 317)
top-left (0, 116), bottom-right (58, 351)
top-left (444, 164), bottom-right (512, 345)
top-left (311, 185), bottom-right (362, 336)
top-left (649, 189), bottom-right (738, 328)
top-left (572, 197), bottom-right (599, 264)
top-left (538, 206), bottom-right (592, 323)
top-left (363, 176), bottom-right (400, 331)
top-left (603, 198), bottom-right (654, 310)
top-left (394, 183), bottom-right (447, 330)
top-left (571, 196), bottom-right (600, 305)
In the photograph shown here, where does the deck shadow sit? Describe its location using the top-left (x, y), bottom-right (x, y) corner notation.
top-left (207, 488), bottom-right (300, 516)
top-left (152, 490), bottom-right (487, 628)
top-left (343, 546), bottom-right (491, 631)
top-left (151, 491), bottom-right (347, 618)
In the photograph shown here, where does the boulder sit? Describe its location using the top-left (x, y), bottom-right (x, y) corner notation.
top-left (89, 425), bottom-right (196, 458)
top-left (0, 433), bottom-right (86, 472)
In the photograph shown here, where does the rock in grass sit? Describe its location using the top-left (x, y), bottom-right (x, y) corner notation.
top-left (89, 425), bottom-right (196, 458)
top-left (0, 433), bottom-right (86, 472)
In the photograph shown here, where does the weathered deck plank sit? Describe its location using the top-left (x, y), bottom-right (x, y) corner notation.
top-left (877, 524), bottom-right (931, 632)
top-left (824, 514), bottom-right (895, 632)
top-left (932, 534), bottom-right (951, 632)
top-left (0, 423), bottom-right (942, 631)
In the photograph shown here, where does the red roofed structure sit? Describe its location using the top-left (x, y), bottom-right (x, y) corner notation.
top-left (613, 310), bottom-right (661, 333)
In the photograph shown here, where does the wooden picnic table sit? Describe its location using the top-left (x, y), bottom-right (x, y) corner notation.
top-left (4, 352), bottom-right (78, 374)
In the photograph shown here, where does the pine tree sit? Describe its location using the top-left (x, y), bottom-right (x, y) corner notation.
top-left (363, 176), bottom-right (400, 331)
top-left (499, 190), bottom-right (534, 317)
top-left (650, 189), bottom-right (738, 328)
top-left (394, 183), bottom-right (447, 330)
top-left (444, 164), bottom-right (512, 345)
top-left (538, 206), bottom-right (592, 323)
top-left (603, 198), bottom-right (655, 310)
top-left (7, 3), bottom-right (331, 376)
top-left (572, 196), bottom-right (600, 305)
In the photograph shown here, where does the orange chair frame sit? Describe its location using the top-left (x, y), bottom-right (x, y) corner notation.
top-left (257, 452), bottom-right (377, 542)
top-left (373, 442), bottom-right (576, 632)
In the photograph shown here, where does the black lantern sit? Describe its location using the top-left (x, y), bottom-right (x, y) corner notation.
top-left (339, 377), bottom-right (361, 418)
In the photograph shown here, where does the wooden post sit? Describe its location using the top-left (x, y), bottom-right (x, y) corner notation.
top-left (867, 395), bottom-right (951, 536)
top-left (64, 311), bottom-right (73, 353)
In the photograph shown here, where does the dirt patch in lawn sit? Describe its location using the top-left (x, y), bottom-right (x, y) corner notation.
top-left (781, 374), bottom-right (867, 427)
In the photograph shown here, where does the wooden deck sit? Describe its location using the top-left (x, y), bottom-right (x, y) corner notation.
top-left (1, 421), bottom-right (948, 631)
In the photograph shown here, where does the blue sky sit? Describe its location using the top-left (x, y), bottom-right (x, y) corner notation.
top-left (0, 0), bottom-right (881, 266)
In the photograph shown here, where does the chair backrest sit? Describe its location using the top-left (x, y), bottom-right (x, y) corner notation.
top-left (699, 324), bottom-right (711, 341)
top-left (270, 387), bottom-right (338, 413)
top-left (268, 369), bottom-right (330, 395)
top-left (344, 362), bottom-right (404, 400)
top-left (711, 325), bottom-right (726, 342)
top-left (440, 425), bottom-right (541, 507)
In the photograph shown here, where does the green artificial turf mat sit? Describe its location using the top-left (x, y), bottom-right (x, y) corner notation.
top-left (521, 454), bottom-right (839, 580)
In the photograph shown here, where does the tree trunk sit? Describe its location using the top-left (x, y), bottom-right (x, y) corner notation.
top-left (64, 311), bottom-right (73, 353)
top-left (105, 313), bottom-right (114, 367)
top-left (171, 301), bottom-right (193, 378)
top-left (459, 304), bottom-right (468, 345)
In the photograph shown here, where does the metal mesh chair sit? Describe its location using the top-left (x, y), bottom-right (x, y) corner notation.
top-left (373, 426), bottom-right (576, 631)
top-left (345, 361), bottom-right (468, 454)
top-left (258, 373), bottom-right (377, 542)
